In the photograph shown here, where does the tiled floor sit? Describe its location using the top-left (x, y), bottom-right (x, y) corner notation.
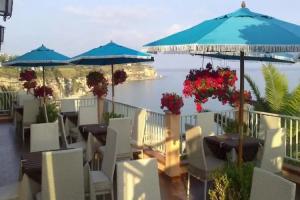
top-left (0, 122), bottom-right (300, 200)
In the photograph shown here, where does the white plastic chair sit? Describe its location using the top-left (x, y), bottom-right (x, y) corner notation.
top-left (70, 105), bottom-right (98, 141)
top-left (30, 122), bottom-right (60, 152)
top-left (58, 114), bottom-right (86, 150)
top-left (258, 115), bottom-right (281, 139)
top-left (260, 128), bottom-right (286, 173)
top-left (195, 112), bottom-right (217, 137)
top-left (37, 148), bottom-right (85, 200)
top-left (0, 174), bottom-right (40, 200)
top-left (99, 117), bottom-right (133, 161)
top-left (117, 158), bottom-right (161, 200)
top-left (250, 167), bottom-right (296, 200)
top-left (131, 108), bottom-right (147, 158)
top-left (17, 91), bottom-right (34, 106)
top-left (60, 98), bottom-right (77, 113)
top-left (22, 99), bottom-right (39, 144)
top-left (185, 126), bottom-right (225, 200)
top-left (89, 127), bottom-right (118, 200)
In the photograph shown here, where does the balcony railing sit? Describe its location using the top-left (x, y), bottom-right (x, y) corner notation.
top-left (7, 93), bottom-right (300, 161)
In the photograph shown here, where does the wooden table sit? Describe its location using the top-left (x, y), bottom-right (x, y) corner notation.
top-left (60, 111), bottom-right (78, 125)
top-left (79, 124), bottom-right (108, 144)
top-left (21, 151), bottom-right (42, 184)
top-left (204, 134), bottom-right (263, 161)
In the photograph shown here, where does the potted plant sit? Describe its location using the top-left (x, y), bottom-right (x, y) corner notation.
top-left (209, 162), bottom-right (255, 200)
top-left (160, 92), bottom-right (184, 115)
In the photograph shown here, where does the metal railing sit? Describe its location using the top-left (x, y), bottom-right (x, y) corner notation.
top-left (180, 109), bottom-right (300, 161)
top-left (105, 99), bottom-right (166, 153)
top-left (0, 91), bottom-right (17, 115)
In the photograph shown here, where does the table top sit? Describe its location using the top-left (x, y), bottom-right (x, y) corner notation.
top-left (61, 111), bottom-right (78, 125)
top-left (204, 134), bottom-right (263, 161)
top-left (21, 151), bottom-right (42, 183)
top-left (79, 124), bottom-right (108, 143)
top-left (205, 134), bottom-right (263, 148)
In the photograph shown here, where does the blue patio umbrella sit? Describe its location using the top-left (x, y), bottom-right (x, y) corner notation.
top-left (69, 41), bottom-right (154, 112)
top-left (4, 44), bottom-right (70, 90)
top-left (3, 45), bottom-right (70, 122)
top-left (144, 2), bottom-right (300, 165)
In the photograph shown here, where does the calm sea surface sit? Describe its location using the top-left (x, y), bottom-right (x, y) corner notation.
top-left (108, 54), bottom-right (300, 115)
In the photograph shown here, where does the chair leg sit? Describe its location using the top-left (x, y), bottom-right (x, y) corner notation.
top-left (111, 188), bottom-right (114, 200)
top-left (204, 180), bottom-right (207, 200)
top-left (22, 128), bottom-right (25, 144)
top-left (187, 173), bottom-right (190, 200)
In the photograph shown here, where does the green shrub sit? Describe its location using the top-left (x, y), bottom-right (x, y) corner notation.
top-left (103, 112), bottom-right (124, 124)
top-left (37, 103), bottom-right (58, 123)
top-left (209, 162), bottom-right (255, 200)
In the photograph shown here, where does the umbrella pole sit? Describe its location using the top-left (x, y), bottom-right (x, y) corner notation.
top-left (111, 64), bottom-right (115, 114)
top-left (238, 51), bottom-right (245, 166)
top-left (42, 66), bottom-right (48, 123)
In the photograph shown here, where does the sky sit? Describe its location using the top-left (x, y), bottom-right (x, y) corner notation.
top-left (2, 0), bottom-right (300, 57)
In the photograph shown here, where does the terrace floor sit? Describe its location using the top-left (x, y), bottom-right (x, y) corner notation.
top-left (0, 122), bottom-right (299, 199)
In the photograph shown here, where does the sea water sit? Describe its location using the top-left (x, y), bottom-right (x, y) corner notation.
top-left (108, 54), bottom-right (300, 115)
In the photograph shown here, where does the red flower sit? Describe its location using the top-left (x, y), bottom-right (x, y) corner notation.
top-left (183, 63), bottom-right (251, 112)
top-left (34, 86), bottom-right (53, 98)
top-left (160, 92), bottom-right (184, 115)
top-left (86, 71), bottom-right (109, 98)
top-left (19, 70), bottom-right (37, 92)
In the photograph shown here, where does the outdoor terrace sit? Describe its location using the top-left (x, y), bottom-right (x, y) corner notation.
top-left (1, 93), bottom-right (300, 199)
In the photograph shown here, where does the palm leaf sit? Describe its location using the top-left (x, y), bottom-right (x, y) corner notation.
top-left (283, 85), bottom-right (300, 116)
top-left (244, 74), bottom-right (261, 101)
top-left (262, 64), bottom-right (288, 113)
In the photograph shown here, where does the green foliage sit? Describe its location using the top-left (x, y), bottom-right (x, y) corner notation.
top-left (37, 103), bottom-right (58, 123)
top-left (223, 119), bottom-right (247, 134)
top-left (245, 64), bottom-right (300, 116)
top-left (103, 112), bottom-right (124, 124)
top-left (209, 162), bottom-right (255, 200)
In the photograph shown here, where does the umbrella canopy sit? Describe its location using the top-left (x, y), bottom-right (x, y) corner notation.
top-left (144, 2), bottom-right (300, 165)
top-left (4, 45), bottom-right (70, 67)
top-left (69, 41), bottom-right (154, 65)
top-left (144, 4), bottom-right (300, 54)
top-left (69, 41), bottom-right (154, 113)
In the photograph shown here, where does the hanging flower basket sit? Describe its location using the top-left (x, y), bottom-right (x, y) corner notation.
top-left (86, 71), bottom-right (108, 98)
top-left (183, 63), bottom-right (251, 112)
top-left (34, 85), bottom-right (53, 98)
top-left (113, 69), bottom-right (127, 85)
top-left (160, 92), bottom-right (184, 115)
top-left (19, 69), bottom-right (37, 92)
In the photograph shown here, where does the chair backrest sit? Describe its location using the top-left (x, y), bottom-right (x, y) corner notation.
top-left (17, 91), bottom-right (34, 106)
top-left (58, 114), bottom-right (68, 148)
top-left (61, 99), bottom-right (77, 113)
top-left (101, 127), bottom-right (118, 182)
top-left (260, 128), bottom-right (286, 173)
top-left (41, 148), bottom-right (85, 200)
top-left (78, 105), bottom-right (98, 126)
top-left (109, 117), bottom-right (132, 157)
top-left (250, 167), bottom-right (296, 200)
top-left (117, 158), bottom-right (161, 200)
top-left (18, 173), bottom-right (40, 200)
top-left (258, 115), bottom-right (281, 139)
top-left (23, 99), bottom-right (39, 124)
top-left (185, 126), bottom-right (207, 171)
top-left (196, 112), bottom-right (216, 137)
top-left (30, 122), bottom-right (60, 152)
top-left (85, 133), bottom-right (101, 163)
top-left (131, 108), bottom-right (147, 147)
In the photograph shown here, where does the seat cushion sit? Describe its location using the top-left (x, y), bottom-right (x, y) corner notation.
top-left (0, 182), bottom-right (19, 200)
top-left (188, 155), bottom-right (225, 180)
top-left (90, 171), bottom-right (112, 192)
